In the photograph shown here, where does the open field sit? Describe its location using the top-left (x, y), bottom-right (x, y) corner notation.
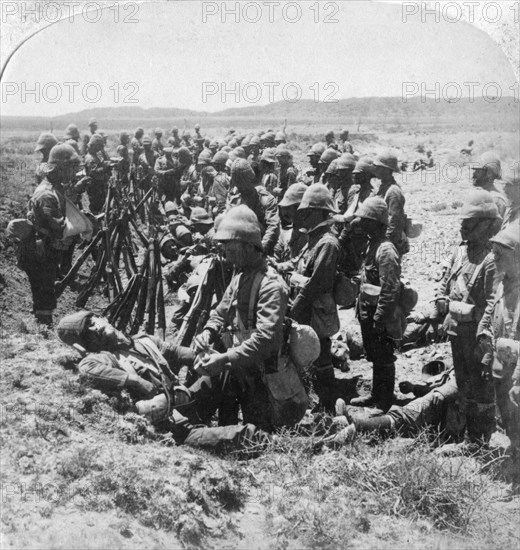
top-left (1, 121), bottom-right (519, 549)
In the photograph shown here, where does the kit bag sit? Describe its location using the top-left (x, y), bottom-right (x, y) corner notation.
top-left (230, 270), bottom-right (309, 428)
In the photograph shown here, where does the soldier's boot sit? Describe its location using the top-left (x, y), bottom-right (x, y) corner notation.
top-left (374, 363), bottom-right (396, 413)
top-left (353, 415), bottom-right (395, 437)
top-left (466, 401), bottom-right (496, 446)
top-left (350, 366), bottom-right (383, 408)
top-left (314, 364), bottom-right (336, 412)
top-left (35, 311), bottom-right (53, 328)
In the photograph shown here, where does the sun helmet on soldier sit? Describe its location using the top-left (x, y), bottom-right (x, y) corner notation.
top-left (374, 150), bottom-right (401, 173)
top-left (472, 151), bottom-right (502, 179)
top-left (142, 135), bottom-right (152, 146)
top-left (35, 132), bottom-right (58, 153)
top-left (48, 143), bottom-right (81, 166)
top-left (307, 142), bottom-right (326, 157)
top-left (57, 310), bottom-right (93, 347)
top-left (460, 189), bottom-right (499, 219)
top-left (190, 207), bottom-right (214, 226)
top-left (178, 146), bottom-right (192, 165)
top-left (261, 148), bottom-right (277, 164)
top-left (279, 183), bottom-right (307, 208)
top-left (298, 183), bottom-right (337, 213)
top-left (64, 124), bottom-right (80, 140)
top-left (212, 150), bottom-right (229, 166)
top-left (319, 148), bottom-right (340, 165)
top-left (336, 153), bottom-right (356, 171)
top-left (196, 149), bottom-right (212, 165)
top-left (215, 205), bottom-right (263, 249)
top-left (355, 197), bottom-right (389, 226)
top-left (353, 156), bottom-right (375, 174)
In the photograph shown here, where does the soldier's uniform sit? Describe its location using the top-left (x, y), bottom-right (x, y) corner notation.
top-left (438, 192), bottom-right (499, 444)
top-left (155, 152), bottom-right (181, 203)
top-left (84, 151), bottom-right (110, 214)
top-left (227, 162), bottom-right (280, 256)
top-left (376, 176), bottom-right (409, 256)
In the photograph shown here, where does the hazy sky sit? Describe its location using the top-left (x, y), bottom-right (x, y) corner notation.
top-left (1, 1), bottom-right (517, 116)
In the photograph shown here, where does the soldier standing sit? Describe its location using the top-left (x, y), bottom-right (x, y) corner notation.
top-left (437, 190), bottom-right (500, 446)
top-left (349, 198), bottom-right (401, 412)
top-left (155, 147), bottom-right (181, 204)
top-left (227, 159), bottom-right (279, 256)
top-left (84, 134), bottom-right (111, 214)
top-left (502, 171), bottom-right (520, 228)
top-left (152, 128), bottom-right (164, 156)
top-left (291, 184), bottom-right (340, 410)
top-left (26, 144), bottom-right (80, 326)
top-left (63, 124), bottom-right (81, 155)
top-left (471, 151), bottom-right (508, 221)
top-left (34, 133), bottom-right (58, 185)
top-left (373, 150), bottom-right (409, 256)
top-left (275, 146), bottom-right (299, 200)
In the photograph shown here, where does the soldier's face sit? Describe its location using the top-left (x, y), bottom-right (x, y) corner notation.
top-left (222, 241), bottom-right (255, 268)
top-left (89, 124), bottom-right (98, 133)
top-left (472, 168), bottom-right (487, 186)
top-left (460, 218), bottom-right (491, 242)
top-left (85, 316), bottom-right (131, 351)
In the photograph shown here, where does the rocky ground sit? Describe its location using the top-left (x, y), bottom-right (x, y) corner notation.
top-left (1, 128), bottom-right (519, 549)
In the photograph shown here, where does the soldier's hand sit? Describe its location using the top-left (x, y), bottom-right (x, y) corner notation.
top-left (431, 391), bottom-right (444, 407)
top-left (399, 381), bottom-right (414, 394)
top-left (407, 312), bottom-right (426, 324)
top-left (193, 330), bottom-right (213, 353)
top-left (509, 386), bottom-right (520, 407)
top-left (194, 352), bottom-right (228, 377)
top-left (435, 297), bottom-right (449, 316)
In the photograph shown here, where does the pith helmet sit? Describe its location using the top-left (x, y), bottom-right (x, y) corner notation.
top-left (197, 149), bottom-right (212, 165)
top-left (215, 205), bottom-right (263, 249)
top-left (190, 207), bottom-right (214, 225)
top-left (154, 128), bottom-right (163, 136)
top-left (212, 150), bottom-right (229, 165)
top-left (473, 151), bottom-right (502, 179)
top-left (490, 223), bottom-right (520, 250)
top-left (178, 147), bottom-right (192, 165)
top-left (374, 150), bottom-right (401, 173)
top-left (35, 132), bottom-right (58, 152)
top-left (275, 131), bottom-right (286, 143)
top-left (355, 197), bottom-right (389, 226)
top-left (64, 124), bottom-right (80, 140)
top-left (307, 142), bottom-right (326, 157)
top-left (325, 160), bottom-right (338, 175)
top-left (279, 183), bottom-right (307, 208)
top-left (48, 143), bottom-right (81, 166)
top-left (142, 135), bottom-right (152, 146)
top-left (353, 156), bottom-right (375, 174)
top-left (319, 148), bottom-right (340, 165)
top-left (298, 183), bottom-right (337, 213)
top-left (88, 118), bottom-right (97, 126)
top-left (261, 148), bottom-right (277, 164)
top-left (460, 190), bottom-right (499, 219)
top-left (337, 153), bottom-right (356, 171)
top-left (57, 310), bottom-right (93, 347)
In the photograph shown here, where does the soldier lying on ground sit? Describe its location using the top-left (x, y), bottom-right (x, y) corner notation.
top-left (56, 311), bottom-right (269, 452)
top-left (326, 361), bottom-right (464, 446)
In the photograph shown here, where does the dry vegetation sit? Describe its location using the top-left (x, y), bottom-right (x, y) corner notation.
top-left (1, 123), bottom-right (519, 549)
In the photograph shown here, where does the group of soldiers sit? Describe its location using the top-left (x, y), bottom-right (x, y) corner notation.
top-left (8, 120), bottom-right (520, 466)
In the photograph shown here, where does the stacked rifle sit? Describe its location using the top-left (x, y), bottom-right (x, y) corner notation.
top-left (56, 176), bottom-right (168, 337)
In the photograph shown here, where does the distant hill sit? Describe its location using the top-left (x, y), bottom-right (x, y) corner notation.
top-left (2, 97), bottom-right (518, 132)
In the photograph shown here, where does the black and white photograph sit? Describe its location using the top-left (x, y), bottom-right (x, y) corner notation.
top-left (1, 1), bottom-right (519, 548)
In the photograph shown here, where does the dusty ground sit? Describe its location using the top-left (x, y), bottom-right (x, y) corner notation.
top-left (1, 128), bottom-right (519, 549)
